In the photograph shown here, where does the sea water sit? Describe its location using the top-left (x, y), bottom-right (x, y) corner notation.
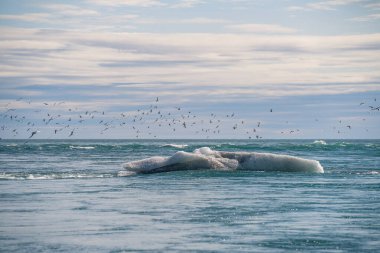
top-left (0, 139), bottom-right (379, 252)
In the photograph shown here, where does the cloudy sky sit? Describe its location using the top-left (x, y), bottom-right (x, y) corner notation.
top-left (0, 0), bottom-right (379, 139)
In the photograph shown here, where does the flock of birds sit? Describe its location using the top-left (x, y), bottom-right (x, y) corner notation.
top-left (0, 97), bottom-right (378, 140)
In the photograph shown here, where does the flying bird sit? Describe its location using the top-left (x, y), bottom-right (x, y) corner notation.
top-left (29, 130), bottom-right (38, 139)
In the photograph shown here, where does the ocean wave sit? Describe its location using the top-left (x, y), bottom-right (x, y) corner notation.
top-left (120, 147), bottom-right (324, 175)
top-left (5, 144), bottom-right (18, 147)
top-left (1, 141), bottom-right (377, 154)
top-left (69, 145), bottom-right (96, 150)
top-left (312, 140), bottom-right (327, 145)
top-left (161, 144), bottom-right (189, 149)
top-left (356, 171), bottom-right (379, 175)
top-left (0, 172), bottom-right (115, 180)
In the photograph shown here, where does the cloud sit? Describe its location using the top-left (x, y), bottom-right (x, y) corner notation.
top-left (87, 0), bottom-right (204, 9)
top-left (364, 2), bottom-right (380, 10)
top-left (171, 0), bottom-right (203, 8)
top-left (226, 23), bottom-right (297, 34)
top-left (41, 4), bottom-right (99, 16)
top-left (89, 0), bottom-right (165, 7)
top-left (288, 0), bottom-right (366, 11)
top-left (308, 0), bottom-right (364, 10)
top-left (0, 13), bottom-right (51, 23)
top-left (0, 7), bottom-right (139, 32)
top-left (179, 17), bottom-right (228, 24)
top-left (351, 13), bottom-right (380, 21)
top-left (1, 27), bottom-right (380, 102)
top-left (136, 17), bottom-right (228, 25)
top-left (286, 6), bottom-right (309, 12)
top-left (0, 4), bottom-right (99, 24)
top-left (350, 2), bottom-right (380, 22)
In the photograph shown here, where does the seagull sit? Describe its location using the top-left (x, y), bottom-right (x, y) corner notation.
top-left (29, 130), bottom-right (38, 139)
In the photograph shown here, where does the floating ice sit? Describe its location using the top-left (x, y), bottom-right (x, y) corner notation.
top-left (120, 147), bottom-right (324, 174)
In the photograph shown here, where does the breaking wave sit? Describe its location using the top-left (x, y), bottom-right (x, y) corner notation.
top-left (161, 144), bottom-right (189, 149)
top-left (312, 140), bottom-right (327, 145)
top-left (0, 172), bottom-right (115, 180)
top-left (120, 147), bottom-right (324, 175)
top-left (69, 145), bottom-right (95, 150)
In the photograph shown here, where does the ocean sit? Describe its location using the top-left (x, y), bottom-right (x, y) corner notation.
top-left (0, 139), bottom-right (379, 252)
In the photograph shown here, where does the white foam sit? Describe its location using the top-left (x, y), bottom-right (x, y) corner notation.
top-left (27, 174), bottom-right (54, 180)
top-left (121, 147), bottom-right (324, 174)
top-left (0, 173), bottom-right (19, 180)
top-left (69, 145), bottom-right (95, 150)
top-left (161, 144), bottom-right (189, 149)
top-left (0, 173), bottom-right (113, 180)
top-left (313, 140), bottom-right (327, 145)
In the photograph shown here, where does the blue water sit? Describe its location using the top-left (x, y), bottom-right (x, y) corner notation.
top-left (0, 139), bottom-right (379, 252)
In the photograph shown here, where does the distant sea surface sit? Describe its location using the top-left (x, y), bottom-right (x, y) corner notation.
top-left (0, 139), bottom-right (379, 252)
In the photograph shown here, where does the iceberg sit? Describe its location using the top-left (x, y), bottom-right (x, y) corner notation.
top-left (120, 147), bottom-right (324, 175)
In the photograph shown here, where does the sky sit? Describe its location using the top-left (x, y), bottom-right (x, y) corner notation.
top-left (0, 0), bottom-right (379, 139)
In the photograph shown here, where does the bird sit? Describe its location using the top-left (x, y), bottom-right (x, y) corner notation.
top-left (29, 130), bottom-right (38, 139)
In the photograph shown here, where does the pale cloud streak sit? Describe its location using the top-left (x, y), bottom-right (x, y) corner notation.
top-left (0, 13), bottom-right (51, 23)
top-left (88, 0), bottom-right (203, 8)
top-left (288, 0), bottom-right (367, 11)
top-left (88, 0), bottom-right (165, 7)
top-left (351, 13), bottom-right (380, 21)
top-left (136, 17), bottom-right (229, 25)
top-left (171, 0), bottom-right (204, 8)
top-left (41, 4), bottom-right (99, 16)
top-left (308, 0), bottom-right (365, 10)
top-left (226, 24), bottom-right (297, 34)
top-left (364, 2), bottom-right (380, 10)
